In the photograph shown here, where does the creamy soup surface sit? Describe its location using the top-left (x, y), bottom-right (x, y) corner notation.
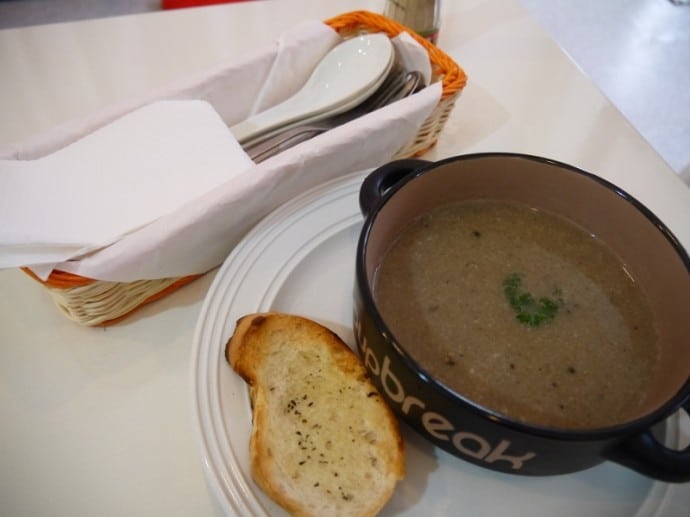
top-left (373, 200), bottom-right (659, 430)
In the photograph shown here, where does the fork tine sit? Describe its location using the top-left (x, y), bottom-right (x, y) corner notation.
top-left (357, 62), bottom-right (405, 113)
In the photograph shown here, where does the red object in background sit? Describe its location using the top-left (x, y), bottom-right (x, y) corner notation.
top-left (161, 0), bottom-right (254, 10)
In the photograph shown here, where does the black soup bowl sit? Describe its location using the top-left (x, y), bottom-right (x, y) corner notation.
top-left (353, 153), bottom-right (690, 481)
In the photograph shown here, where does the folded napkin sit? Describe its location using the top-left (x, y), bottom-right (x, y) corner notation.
top-left (0, 100), bottom-right (254, 271)
top-left (0, 20), bottom-right (441, 282)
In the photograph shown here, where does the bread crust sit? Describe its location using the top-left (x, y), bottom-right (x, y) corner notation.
top-left (226, 312), bottom-right (404, 516)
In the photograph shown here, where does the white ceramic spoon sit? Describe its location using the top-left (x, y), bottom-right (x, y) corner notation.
top-left (230, 33), bottom-right (394, 144)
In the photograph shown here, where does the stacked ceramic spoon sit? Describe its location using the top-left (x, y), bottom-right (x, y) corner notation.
top-left (231, 34), bottom-right (425, 162)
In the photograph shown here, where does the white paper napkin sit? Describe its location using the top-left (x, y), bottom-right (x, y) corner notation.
top-left (393, 31), bottom-right (432, 86)
top-left (0, 100), bottom-right (254, 270)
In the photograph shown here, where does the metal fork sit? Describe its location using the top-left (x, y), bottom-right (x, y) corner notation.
top-left (243, 68), bottom-right (424, 163)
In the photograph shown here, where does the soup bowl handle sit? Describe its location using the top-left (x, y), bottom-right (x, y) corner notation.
top-left (604, 400), bottom-right (690, 482)
top-left (359, 159), bottom-right (431, 217)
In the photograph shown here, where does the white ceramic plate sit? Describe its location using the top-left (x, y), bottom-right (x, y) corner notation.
top-left (191, 170), bottom-right (681, 516)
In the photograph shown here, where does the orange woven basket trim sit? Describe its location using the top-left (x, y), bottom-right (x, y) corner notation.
top-left (22, 267), bottom-right (97, 288)
top-left (98, 274), bottom-right (201, 326)
top-left (325, 10), bottom-right (467, 99)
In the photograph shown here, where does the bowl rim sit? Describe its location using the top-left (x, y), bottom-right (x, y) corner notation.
top-left (355, 151), bottom-right (690, 441)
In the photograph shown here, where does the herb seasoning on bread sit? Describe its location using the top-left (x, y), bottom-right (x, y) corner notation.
top-left (226, 312), bottom-right (405, 517)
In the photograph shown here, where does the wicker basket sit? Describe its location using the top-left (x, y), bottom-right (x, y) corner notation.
top-left (23, 10), bottom-right (467, 326)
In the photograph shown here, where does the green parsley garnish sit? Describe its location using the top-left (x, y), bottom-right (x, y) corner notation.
top-left (503, 273), bottom-right (563, 327)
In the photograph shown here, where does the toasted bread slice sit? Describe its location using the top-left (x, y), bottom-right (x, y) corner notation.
top-left (226, 312), bottom-right (404, 517)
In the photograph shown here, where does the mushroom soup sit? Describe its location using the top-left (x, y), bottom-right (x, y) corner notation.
top-left (373, 200), bottom-right (660, 430)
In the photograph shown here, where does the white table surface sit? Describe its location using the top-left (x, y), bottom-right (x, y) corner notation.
top-left (1, 0), bottom-right (688, 515)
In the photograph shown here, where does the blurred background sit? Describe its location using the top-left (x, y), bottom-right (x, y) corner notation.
top-left (1, 0), bottom-right (688, 182)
